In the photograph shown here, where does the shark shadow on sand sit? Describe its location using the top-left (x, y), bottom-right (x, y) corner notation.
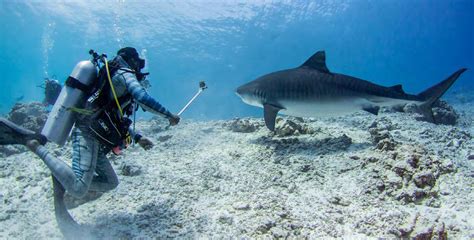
top-left (251, 132), bottom-right (369, 156)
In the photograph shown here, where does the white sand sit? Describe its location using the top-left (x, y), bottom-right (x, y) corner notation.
top-left (0, 103), bottom-right (473, 239)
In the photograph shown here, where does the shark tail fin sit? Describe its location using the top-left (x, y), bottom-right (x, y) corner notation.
top-left (416, 68), bottom-right (467, 122)
top-left (418, 68), bottom-right (467, 106)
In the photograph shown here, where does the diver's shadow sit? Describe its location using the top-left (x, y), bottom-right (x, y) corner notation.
top-left (55, 193), bottom-right (188, 239)
top-left (53, 170), bottom-right (191, 239)
top-left (89, 199), bottom-right (191, 239)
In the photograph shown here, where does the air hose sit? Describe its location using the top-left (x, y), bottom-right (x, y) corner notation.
top-left (103, 57), bottom-right (124, 117)
top-left (103, 56), bottom-right (132, 148)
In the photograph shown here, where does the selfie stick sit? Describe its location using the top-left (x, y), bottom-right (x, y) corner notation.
top-left (177, 81), bottom-right (207, 116)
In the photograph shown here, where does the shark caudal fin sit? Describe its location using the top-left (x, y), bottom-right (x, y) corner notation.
top-left (417, 68), bottom-right (467, 122)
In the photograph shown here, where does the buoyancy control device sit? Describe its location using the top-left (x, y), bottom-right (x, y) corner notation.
top-left (41, 60), bottom-right (97, 146)
top-left (85, 52), bottom-right (134, 151)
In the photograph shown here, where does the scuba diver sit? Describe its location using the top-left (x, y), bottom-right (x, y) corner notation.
top-left (0, 47), bottom-right (208, 237)
top-left (39, 77), bottom-right (63, 106)
top-left (2, 47), bottom-right (180, 199)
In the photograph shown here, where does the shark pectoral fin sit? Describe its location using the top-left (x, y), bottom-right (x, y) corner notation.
top-left (263, 104), bottom-right (282, 131)
top-left (362, 105), bottom-right (380, 115)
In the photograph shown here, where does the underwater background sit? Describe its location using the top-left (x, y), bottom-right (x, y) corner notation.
top-left (0, 0), bottom-right (472, 120)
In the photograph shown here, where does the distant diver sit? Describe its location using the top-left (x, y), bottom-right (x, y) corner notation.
top-left (236, 50), bottom-right (467, 131)
top-left (0, 47), bottom-right (180, 237)
top-left (40, 77), bottom-right (63, 106)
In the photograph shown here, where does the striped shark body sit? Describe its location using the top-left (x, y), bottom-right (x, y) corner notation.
top-left (236, 51), bottom-right (466, 131)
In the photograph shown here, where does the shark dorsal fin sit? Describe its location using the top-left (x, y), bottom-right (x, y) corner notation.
top-left (301, 51), bottom-right (330, 73)
top-left (389, 84), bottom-right (405, 94)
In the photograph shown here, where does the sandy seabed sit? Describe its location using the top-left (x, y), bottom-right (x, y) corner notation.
top-left (0, 102), bottom-right (473, 239)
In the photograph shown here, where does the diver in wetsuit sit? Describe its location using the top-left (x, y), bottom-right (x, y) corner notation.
top-left (25, 47), bottom-right (180, 198)
top-left (42, 77), bottom-right (62, 106)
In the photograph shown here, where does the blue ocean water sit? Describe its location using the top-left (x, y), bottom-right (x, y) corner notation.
top-left (0, 1), bottom-right (472, 120)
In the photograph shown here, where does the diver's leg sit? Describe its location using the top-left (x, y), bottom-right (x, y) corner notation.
top-left (27, 127), bottom-right (99, 198)
top-left (89, 147), bottom-right (119, 192)
top-left (69, 127), bottom-right (100, 197)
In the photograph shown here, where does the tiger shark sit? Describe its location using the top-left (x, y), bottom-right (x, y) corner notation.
top-left (236, 51), bottom-right (466, 131)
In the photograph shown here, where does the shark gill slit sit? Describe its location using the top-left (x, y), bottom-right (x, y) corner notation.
top-left (302, 83), bottom-right (308, 100)
top-left (285, 79), bottom-right (291, 99)
top-left (303, 85), bottom-right (309, 98)
top-left (291, 80), bottom-right (297, 99)
top-left (296, 85), bottom-right (300, 100)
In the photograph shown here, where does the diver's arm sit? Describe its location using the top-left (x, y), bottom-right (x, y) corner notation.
top-left (120, 72), bottom-right (175, 119)
top-left (128, 126), bottom-right (142, 142)
top-left (128, 125), bottom-right (154, 150)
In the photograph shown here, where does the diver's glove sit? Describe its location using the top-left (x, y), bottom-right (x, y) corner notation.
top-left (168, 114), bottom-right (180, 126)
top-left (138, 137), bottom-right (154, 150)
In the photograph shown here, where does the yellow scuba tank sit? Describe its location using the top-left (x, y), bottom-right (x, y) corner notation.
top-left (41, 60), bottom-right (97, 145)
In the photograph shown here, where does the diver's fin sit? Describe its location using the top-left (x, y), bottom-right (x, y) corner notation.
top-left (416, 68), bottom-right (467, 123)
top-left (52, 176), bottom-right (87, 238)
top-left (0, 118), bottom-right (47, 145)
top-left (263, 104), bottom-right (282, 131)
